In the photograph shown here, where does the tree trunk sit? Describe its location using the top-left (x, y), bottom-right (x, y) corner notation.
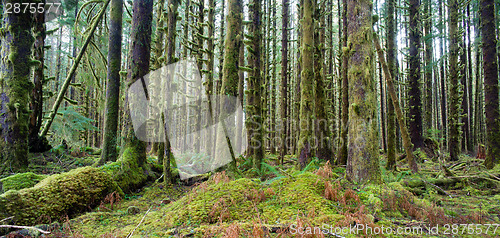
top-left (297, 0), bottom-right (315, 169)
top-left (337, 0), bottom-right (348, 166)
top-left (314, 1), bottom-right (332, 163)
top-left (345, 0), bottom-right (381, 183)
top-left (408, 0), bottom-right (423, 149)
top-left (29, 0), bottom-right (50, 153)
top-left (123, 0), bottom-right (154, 167)
top-left (99, 0), bottom-right (123, 165)
top-left (448, 0), bottom-right (462, 161)
top-left (248, 0), bottom-right (265, 171)
top-left (424, 0), bottom-right (433, 136)
top-left (480, 0), bottom-right (500, 169)
top-left (280, 0), bottom-right (289, 165)
top-left (0, 0), bottom-right (34, 173)
top-left (386, 0), bottom-right (397, 170)
top-left (216, 0), bottom-right (243, 174)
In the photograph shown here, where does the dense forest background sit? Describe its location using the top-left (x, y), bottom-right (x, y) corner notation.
top-left (1, 0), bottom-right (500, 236)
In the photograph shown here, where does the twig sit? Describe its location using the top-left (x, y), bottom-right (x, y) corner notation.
top-left (0, 225), bottom-right (50, 234)
top-left (126, 205), bottom-right (153, 238)
top-left (422, 180), bottom-right (452, 198)
top-left (0, 216), bottom-right (14, 223)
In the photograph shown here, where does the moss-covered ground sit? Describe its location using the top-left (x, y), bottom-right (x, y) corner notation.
top-left (1, 151), bottom-right (499, 237)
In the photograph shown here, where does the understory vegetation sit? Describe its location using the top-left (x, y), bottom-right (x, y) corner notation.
top-left (1, 150), bottom-right (499, 237)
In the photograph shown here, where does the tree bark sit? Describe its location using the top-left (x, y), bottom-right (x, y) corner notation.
top-left (0, 0), bottom-right (35, 173)
top-left (345, 0), bottom-right (381, 183)
top-left (99, 0), bottom-right (123, 165)
top-left (480, 0), bottom-right (500, 169)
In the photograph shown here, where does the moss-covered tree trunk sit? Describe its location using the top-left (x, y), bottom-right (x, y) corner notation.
top-left (447, 0), bottom-right (462, 161)
top-left (29, 1), bottom-right (50, 153)
top-left (216, 0), bottom-right (242, 174)
top-left (297, 0), bottom-right (314, 169)
top-left (337, 0), bottom-right (348, 166)
top-left (0, 0), bottom-right (35, 173)
top-left (423, 0), bottom-right (433, 135)
top-left (247, 0), bottom-right (265, 171)
top-left (280, 0), bottom-right (289, 164)
top-left (408, 0), bottom-right (423, 149)
top-left (99, 0), bottom-right (123, 165)
top-left (385, 0), bottom-right (397, 170)
top-left (123, 0), bottom-right (154, 167)
top-left (345, 0), bottom-right (381, 184)
top-left (163, 0), bottom-right (179, 184)
top-left (314, 1), bottom-right (332, 163)
top-left (480, 0), bottom-right (500, 169)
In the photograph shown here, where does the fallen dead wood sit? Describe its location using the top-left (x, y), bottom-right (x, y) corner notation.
top-left (0, 225), bottom-right (50, 234)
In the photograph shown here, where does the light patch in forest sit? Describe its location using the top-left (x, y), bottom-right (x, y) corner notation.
top-left (128, 59), bottom-right (247, 180)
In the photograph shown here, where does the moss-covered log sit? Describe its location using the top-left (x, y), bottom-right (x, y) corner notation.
top-left (0, 167), bottom-right (121, 226)
top-left (0, 149), bottom-right (157, 226)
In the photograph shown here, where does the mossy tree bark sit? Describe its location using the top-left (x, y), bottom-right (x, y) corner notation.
top-left (480, 0), bottom-right (500, 169)
top-left (280, 0), bottom-right (289, 165)
top-left (345, 0), bottom-right (381, 184)
top-left (123, 0), bottom-right (154, 167)
top-left (337, 0), bottom-right (348, 166)
top-left (408, 0), bottom-right (423, 149)
top-left (423, 0), bottom-right (433, 136)
top-left (0, 0), bottom-right (35, 173)
top-left (314, 1), bottom-right (333, 163)
top-left (247, 0), bottom-right (265, 171)
top-left (99, 0), bottom-right (123, 165)
top-left (216, 0), bottom-right (242, 174)
top-left (29, 0), bottom-right (49, 153)
top-left (297, 0), bottom-right (315, 169)
top-left (163, 0), bottom-right (180, 185)
top-left (447, 0), bottom-right (462, 161)
top-left (385, 0), bottom-right (397, 170)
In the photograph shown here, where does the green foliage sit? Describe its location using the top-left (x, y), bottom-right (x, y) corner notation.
top-left (49, 106), bottom-right (98, 148)
top-left (0, 172), bottom-right (47, 193)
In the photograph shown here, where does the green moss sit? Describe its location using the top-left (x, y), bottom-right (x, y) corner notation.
top-left (99, 148), bottom-right (154, 193)
top-left (0, 172), bottom-right (47, 193)
top-left (0, 167), bottom-right (121, 225)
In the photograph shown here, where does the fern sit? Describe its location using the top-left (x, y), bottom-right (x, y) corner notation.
top-left (49, 106), bottom-right (98, 147)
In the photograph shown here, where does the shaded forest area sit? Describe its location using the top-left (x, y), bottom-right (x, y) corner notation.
top-left (1, 0), bottom-right (500, 236)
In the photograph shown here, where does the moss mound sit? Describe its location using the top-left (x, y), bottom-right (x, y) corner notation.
top-left (0, 167), bottom-right (121, 225)
top-left (0, 172), bottom-right (47, 193)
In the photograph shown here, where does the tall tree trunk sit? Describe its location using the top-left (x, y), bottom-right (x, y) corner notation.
top-left (29, 0), bottom-right (49, 153)
top-left (99, 0), bottom-right (123, 165)
top-left (248, 0), bottom-right (265, 171)
top-left (408, 0), bottom-right (423, 149)
top-left (280, 0), bottom-right (289, 165)
top-left (297, 0), bottom-right (315, 169)
top-left (337, 0), bottom-right (348, 166)
top-left (386, 0), bottom-right (397, 170)
top-left (216, 0), bottom-right (243, 174)
top-left (346, 0), bottom-right (381, 183)
top-left (448, 0), bottom-right (462, 161)
top-left (424, 0), bottom-right (433, 135)
top-left (0, 0), bottom-right (34, 173)
top-left (123, 0), bottom-right (154, 167)
top-left (480, 0), bottom-right (500, 169)
top-left (314, 1), bottom-right (332, 162)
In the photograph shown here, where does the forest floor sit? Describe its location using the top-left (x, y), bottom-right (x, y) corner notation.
top-left (1, 149), bottom-right (500, 237)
